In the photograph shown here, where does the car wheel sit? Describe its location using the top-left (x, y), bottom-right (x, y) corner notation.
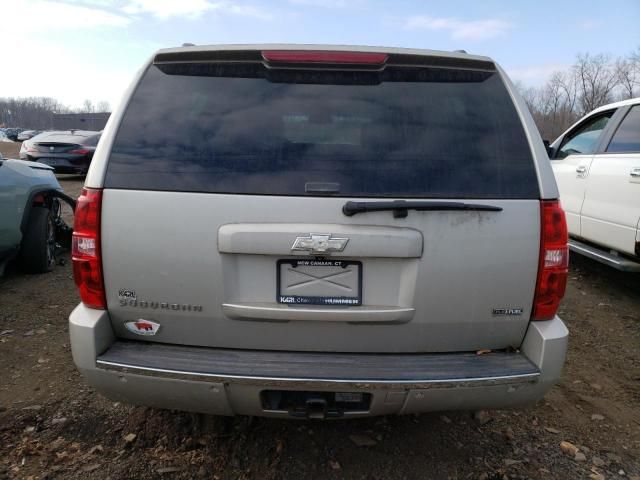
top-left (19, 207), bottom-right (56, 274)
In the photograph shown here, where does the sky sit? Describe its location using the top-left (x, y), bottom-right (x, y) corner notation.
top-left (1, 0), bottom-right (638, 110)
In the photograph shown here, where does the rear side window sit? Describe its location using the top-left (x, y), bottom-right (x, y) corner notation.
top-left (606, 105), bottom-right (640, 153)
top-left (105, 62), bottom-right (538, 199)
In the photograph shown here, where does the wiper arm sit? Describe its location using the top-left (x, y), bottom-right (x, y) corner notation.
top-left (342, 200), bottom-right (503, 218)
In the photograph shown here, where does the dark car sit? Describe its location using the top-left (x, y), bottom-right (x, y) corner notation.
top-left (19, 130), bottom-right (101, 174)
top-left (1, 128), bottom-right (23, 141)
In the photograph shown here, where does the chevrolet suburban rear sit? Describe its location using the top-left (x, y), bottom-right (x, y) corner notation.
top-left (69, 45), bottom-right (569, 418)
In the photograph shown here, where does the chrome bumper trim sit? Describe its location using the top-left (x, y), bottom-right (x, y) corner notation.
top-left (96, 359), bottom-right (540, 390)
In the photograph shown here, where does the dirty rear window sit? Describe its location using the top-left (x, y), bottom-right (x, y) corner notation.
top-left (105, 62), bottom-right (538, 198)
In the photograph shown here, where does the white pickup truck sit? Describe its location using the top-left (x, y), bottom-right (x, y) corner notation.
top-left (550, 97), bottom-right (640, 271)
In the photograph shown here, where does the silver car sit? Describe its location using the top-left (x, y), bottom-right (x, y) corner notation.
top-left (17, 130), bottom-right (42, 141)
top-left (69, 44), bottom-right (569, 419)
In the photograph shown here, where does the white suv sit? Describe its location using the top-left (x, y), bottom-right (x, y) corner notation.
top-left (550, 98), bottom-right (640, 271)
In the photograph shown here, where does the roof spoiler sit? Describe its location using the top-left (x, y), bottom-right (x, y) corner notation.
top-left (153, 49), bottom-right (496, 72)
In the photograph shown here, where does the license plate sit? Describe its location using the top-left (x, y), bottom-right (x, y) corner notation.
top-left (277, 259), bottom-right (362, 306)
top-left (40, 158), bottom-right (59, 166)
top-left (335, 392), bottom-right (364, 403)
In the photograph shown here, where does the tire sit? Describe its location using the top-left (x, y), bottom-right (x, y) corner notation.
top-left (19, 207), bottom-right (56, 274)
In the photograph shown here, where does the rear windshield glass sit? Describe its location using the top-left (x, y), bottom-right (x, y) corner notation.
top-left (83, 134), bottom-right (101, 147)
top-left (105, 62), bottom-right (538, 198)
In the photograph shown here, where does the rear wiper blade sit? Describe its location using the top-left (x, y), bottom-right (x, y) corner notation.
top-left (342, 200), bottom-right (503, 218)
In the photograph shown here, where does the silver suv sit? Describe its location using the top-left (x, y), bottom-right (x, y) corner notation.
top-left (69, 45), bottom-right (569, 419)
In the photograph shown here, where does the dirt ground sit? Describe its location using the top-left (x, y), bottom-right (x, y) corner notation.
top-left (1, 141), bottom-right (22, 159)
top-left (0, 141), bottom-right (639, 480)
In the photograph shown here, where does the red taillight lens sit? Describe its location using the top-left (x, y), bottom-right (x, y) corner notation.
top-left (72, 188), bottom-right (106, 309)
top-left (532, 200), bottom-right (568, 321)
top-left (69, 148), bottom-right (90, 155)
top-left (262, 50), bottom-right (389, 65)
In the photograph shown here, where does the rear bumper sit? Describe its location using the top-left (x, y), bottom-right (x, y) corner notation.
top-left (69, 304), bottom-right (568, 417)
top-left (29, 155), bottom-right (90, 173)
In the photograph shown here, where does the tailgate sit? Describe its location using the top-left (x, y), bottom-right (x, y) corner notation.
top-left (98, 48), bottom-right (541, 353)
top-left (101, 192), bottom-right (540, 352)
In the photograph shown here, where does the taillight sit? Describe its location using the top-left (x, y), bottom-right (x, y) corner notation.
top-left (72, 188), bottom-right (106, 309)
top-left (532, 200), bottom-right (568, 321)
top-left (262, 50), bottom-right (389, 65)
top-left (69, 148), bottom-right (90, 155)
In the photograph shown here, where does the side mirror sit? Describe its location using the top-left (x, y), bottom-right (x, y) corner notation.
top-left (543, 139), bottom-right (555, 159)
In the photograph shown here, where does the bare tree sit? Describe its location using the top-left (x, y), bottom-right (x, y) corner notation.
top-left (574, 53), bottom-right (618, 114)
top-left (615, 55), bottom-right (639, 99)
top-left (513, 80), bottom-right (539, 113)
top-left (557, 70), bottom-right (579, 117)
top-left (96, 100), bottom-right (111, 113)
top-left (0, 96), bottom-right (70, 129)
top-left (543, 73), bottom-right (565, 133)
top-left (518, 48), bottom-right (639, 140)
top-left (81, 99), bottom-right (95, 114)
top-left (518, 83), bottom-right (539, 114)
top-left (524, 71), bottom-right (578, 140)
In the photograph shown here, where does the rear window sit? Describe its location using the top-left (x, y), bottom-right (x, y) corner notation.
top-left (606, 105), bottom-right (640, 153)
top-left (83, 134), bottom-right (101, 147)
top-left (105, 61), bottom-right (538, 198)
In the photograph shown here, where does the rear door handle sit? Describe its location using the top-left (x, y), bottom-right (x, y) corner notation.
top-left (631, 167), bottom-right (640, 177)
top-left (576, 165), bottom-right (588, 177)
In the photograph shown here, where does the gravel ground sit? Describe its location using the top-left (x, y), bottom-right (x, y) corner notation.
top-left (0, 141), bottom-right (639, 480)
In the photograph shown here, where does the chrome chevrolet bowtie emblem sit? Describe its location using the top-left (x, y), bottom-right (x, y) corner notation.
top-left (291, 233), bottom-right (349, 255)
